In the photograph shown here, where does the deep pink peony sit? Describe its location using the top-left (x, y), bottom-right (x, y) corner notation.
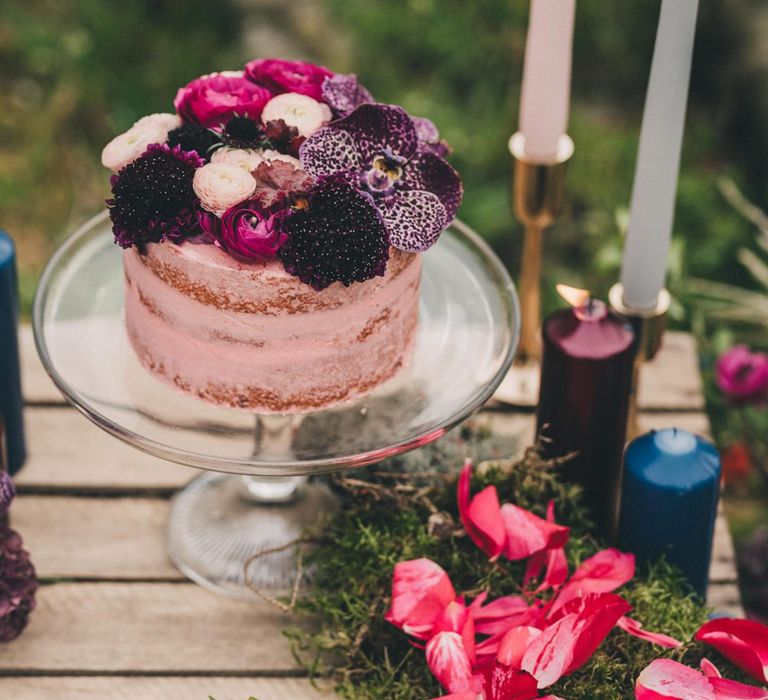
top-left (174, 71), bottom-right (271, 127)
top-left (244, 58), bottom-right (333, 101)
top-left (716, 345), bottom-right (768, 403)
top-left (217, 200), bottom-right (286, 260)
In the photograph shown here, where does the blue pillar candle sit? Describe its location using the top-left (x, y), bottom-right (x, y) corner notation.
top-left (0, 231), bottom-right (25, 475)
top-left (618, 428), bottom-right (720, 597)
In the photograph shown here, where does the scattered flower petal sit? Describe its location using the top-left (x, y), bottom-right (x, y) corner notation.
top-left (500, 503), bottom-right (569, 561)
top-left (426, 631), bottom-right (485, 695)
top-left (457, 461), bottom-right (506, 561)
top-left (617, 616), bottom-right (683, 649)
top-left (696, 618), bottom-right (768, 684)
top-left (635, 659), bottom-right (716, 700)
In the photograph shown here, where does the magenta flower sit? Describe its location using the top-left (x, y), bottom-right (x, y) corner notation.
top-left (174, 71), bottom-right (271, 127)
top-left (245, 58), bottom-right (333, 101)
top-left (215, 200), bottom-right (287, 260)
top-left (716, 345), bottom-right (768, 403)
top-left (299, 103), bottom-right (462, 252)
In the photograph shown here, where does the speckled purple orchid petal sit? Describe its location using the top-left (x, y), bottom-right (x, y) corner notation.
top-left (300, 127), bottom-right (361, 178)
top-left (321, 74), bottom-right (374, 117)
top-left (334, 103), bottom-right (418, 163)
top-left (412, 116), bottom-right (440, 143)
top-left (381, 190), bottom-right (447, 252)
top-left (402, 151), bottom-right (463, 222)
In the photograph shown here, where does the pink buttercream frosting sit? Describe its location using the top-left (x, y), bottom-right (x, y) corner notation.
top-left (123, 241), bottom-right (420, 412)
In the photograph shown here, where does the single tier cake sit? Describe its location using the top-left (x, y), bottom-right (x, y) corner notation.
top-left (103, 58), bottom-right (461, 412)
top-left (124, 241), bottom-right (420, 412)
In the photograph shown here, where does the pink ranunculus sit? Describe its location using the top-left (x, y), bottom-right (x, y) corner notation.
top-left (695, 618), bottom-right (768, 684)
top-left (174, 70), bottom-right (272, 127)
top-left (384, 558), bottom-right (457, 640)
top-left (635, 658), bottom-right (768, 700)
top-left (217, 200), bottom-right (286, 260)
top-left (716, 345), bottom-right (768, 403)
top-left (244, 58), bottom-right (333, 101)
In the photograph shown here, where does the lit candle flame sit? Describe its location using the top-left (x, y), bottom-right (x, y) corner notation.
top-left (556, 284), bottom-right (591, 309)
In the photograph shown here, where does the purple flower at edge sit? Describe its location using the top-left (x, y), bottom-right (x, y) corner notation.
top-left (0, 472), bottom-right (15, 516)
top-left (716, 344), bottom-right (768, 403)
top-left (0, 522), bottom-right (37, 643)
top-left (298, 103), bottom-right (462, 252)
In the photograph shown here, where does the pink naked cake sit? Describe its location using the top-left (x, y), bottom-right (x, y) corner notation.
top-left (102, 59), bottom-right (461, 412)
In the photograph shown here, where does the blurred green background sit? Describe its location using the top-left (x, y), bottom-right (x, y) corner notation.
top-left (2, 0), bottom-right (767, 615)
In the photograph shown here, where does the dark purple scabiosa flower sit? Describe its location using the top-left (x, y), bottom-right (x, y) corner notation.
top-left (278, 176), bottom-right (389, 290)
top-left (166, 124), bottom-right (222, 160)
top-left (107, 143), bottom-right (204, 249)
top-left (217, 200), bottom-right (287, 261)
top-left (299, 103), bottom-right (462, 252)
top-left (0, 523), bottom-right (37, 643)
top-left (222, 116), bottom-right (265, 149)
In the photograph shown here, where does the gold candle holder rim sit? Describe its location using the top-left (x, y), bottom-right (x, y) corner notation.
top-left (508, 132), bottom-right (575, 166)
top-left (608, 283), bottom-right (671, 320)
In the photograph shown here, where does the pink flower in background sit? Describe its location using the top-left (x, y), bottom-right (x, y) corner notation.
top-left (245, 58), bottom-right (333, 101)
top-left (716, 345), bottom-right (768, 403)
top-left (635, 658), bottom-right (768, 700)
top-left (695, 618), bottom-right (768, 684)
top-left (174, 71), bottom-right (271, 127)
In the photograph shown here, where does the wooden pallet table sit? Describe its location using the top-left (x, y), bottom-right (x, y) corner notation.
top-left (0, 327), bottom-right (742, 699)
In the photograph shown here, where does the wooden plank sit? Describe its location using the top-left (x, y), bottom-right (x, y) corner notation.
top-left (17, 408), bottom-right (193, 492)
top-left (13, 496), bottom-right (180, 580)
top-left (0, 583), bottom-right (303, 673)
top-left (20, 325), bottom-right (65, 405)
top-left (707, 581), bottom-right (745, 617)
top-left (638, 331), bottom-right (705, 412)
top-left (1, 676), bottom-right (329, 700)
top-left (709, 505), bottom-right (739, 583)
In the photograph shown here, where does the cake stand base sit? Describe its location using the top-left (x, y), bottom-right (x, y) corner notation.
top-left (166, 472), bottom-right (336, 599)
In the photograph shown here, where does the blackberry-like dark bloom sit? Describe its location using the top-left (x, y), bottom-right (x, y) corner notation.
top-left (107, 143), bottom-right (204, 249)
top-left (0, 472), bottom-right (15, 515)
top-left (166, 123), bottom-right (222, 159)
top-left (0, 523), bottom-right (37, 642)
top-left (222, 116), bottom-right (264, 149)
top-left (278, 177), bottom-right (389, 290)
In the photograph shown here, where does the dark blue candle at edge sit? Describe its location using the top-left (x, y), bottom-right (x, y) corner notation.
top-left (618, 428), bottom-right (720, 598)
top-left (0, 231), bottom-right (26, 475)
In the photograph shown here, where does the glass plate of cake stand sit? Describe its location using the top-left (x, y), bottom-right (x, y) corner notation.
top-left (33, 211), bottom-right (519, 598)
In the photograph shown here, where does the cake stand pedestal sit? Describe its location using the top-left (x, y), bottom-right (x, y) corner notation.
top-left (33, 212), bottom-right (519, 598)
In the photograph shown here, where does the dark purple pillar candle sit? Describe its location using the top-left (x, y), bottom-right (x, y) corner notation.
top-left (536, 298), bottom-right (635, 539)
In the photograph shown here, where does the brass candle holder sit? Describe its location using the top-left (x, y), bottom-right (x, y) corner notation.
top-left (495, 132), bottom-right (574, 406)
top-left (609, 283), bottom-right (671, 439)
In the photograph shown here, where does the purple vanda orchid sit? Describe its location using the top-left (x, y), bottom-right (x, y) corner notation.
top-left (299, 103), bottom-right (462, 252)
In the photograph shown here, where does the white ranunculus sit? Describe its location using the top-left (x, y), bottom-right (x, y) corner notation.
top-left (211, 147), bottom-right (265, 172)
top-left (132, 112), bottom-right (181, 132)
top-left (261, 92), bottom-right (332, 137)
top-left (101, 122), bottom-right (171, 173)
top-left (193, 162), bottom-right (256, 217)
top-left (258, 149), bottom-right (302, 169)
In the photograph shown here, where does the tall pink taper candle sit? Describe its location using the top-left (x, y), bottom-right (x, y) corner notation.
top-left (519, 0), bottom-right (576, 162)
top-left (620, 0), bottom-right (699, 310)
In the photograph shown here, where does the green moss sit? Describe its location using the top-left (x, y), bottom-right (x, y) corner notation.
top-left (284, 426), bottom-right (736, 698)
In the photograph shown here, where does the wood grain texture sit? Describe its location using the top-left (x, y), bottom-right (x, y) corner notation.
top-left (17, 407), bottom-right (193, 492)
top-left (0, 676), bottom-right (330, 700)
top-left (13, 496), bottom-right (181, 580)
top-left (0, 583), bottom-right (303, 673)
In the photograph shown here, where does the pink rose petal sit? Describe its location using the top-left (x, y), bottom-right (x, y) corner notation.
top-left (695, 618), bottom-right (768, 684)
top-left (550, 548), bottom-right (635, 615)
top-left (617, 616), bottom-right (683, 649)
top-left (701, 659), bottom-right (722, 678)
top-left (426, 631), bottom-right (486, 694)
top-left (458, 461), bottom-right (506, 561)
top-left (500, 503), bottom-right (570, 561)
top-left (708, 677), bottom-right (768, 700)
top-left (635, 659), bottom-right (716, 700)
top-left (497, 626), bottom-right (543, 669)
top-left (385, 558), bottom-right (456, 640)
top-left (490, 662), bottom-right (539, 700)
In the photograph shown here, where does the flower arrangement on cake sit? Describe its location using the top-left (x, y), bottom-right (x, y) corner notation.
top-left (100, 59), bottom-right (462, 412)
top-left (279, 428), bottom-right (768, 699)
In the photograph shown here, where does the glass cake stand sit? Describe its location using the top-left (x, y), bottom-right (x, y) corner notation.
top-left (33, 211), bottom-right (519, 597)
